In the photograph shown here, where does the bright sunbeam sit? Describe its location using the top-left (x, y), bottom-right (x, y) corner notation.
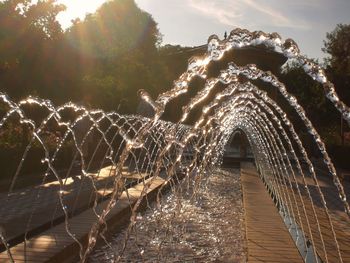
top-left (57, 0), bottom-right (106, 29)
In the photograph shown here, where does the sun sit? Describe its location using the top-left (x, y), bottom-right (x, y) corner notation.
top-left (57, 0), bottom-right (107, 29)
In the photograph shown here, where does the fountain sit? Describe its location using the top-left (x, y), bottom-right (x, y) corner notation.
top-left (0, 28), bottom-right (349, 263)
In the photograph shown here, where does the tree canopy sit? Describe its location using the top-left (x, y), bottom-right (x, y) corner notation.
top-left (323, 24), bottom-right (350, 75)
top-left (322, 24), bottom-right (350, 110)
top-left (0, 0), bottom-right (69, 100)
top-left (64, 0), bottom-right (168, 112)
top-left (0, 1), bottom-right (348, 143)
top-left (0, 0), bottom-right (171, 111)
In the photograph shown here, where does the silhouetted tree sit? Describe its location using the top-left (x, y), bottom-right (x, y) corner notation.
top-left (0, 0), bottom-right (67, 101)
top-left (323, 24), bottom-right (350, 107)
top-left (323, 24), bottom-right (350, 75)
top-left (65, 0), bottom-right (166, 112)
top-left (280, 61), bottom-right (341, 148)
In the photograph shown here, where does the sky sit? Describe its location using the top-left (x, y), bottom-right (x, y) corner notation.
top-left (57, 0), bottom-right (350, 60)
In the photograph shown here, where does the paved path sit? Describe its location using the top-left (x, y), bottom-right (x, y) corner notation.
top-left (285, 167), bottom-right (350, 262)
top-left (0, 176), bottom-right (165, 262)
top-left (241, 162), bottom-right (303, 262)
top-left (0, 166), bottom-right (146, 246)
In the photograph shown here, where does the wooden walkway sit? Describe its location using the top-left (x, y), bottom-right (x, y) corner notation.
top-left (0, 176), bottom-right (165, 262)
top-left (0, 165), bottom-right (149, 246)
top-left (282, 167), bottom-right (350, 262)
top-left (241, 162), bottom-right (303, 262)
top-left (2, 160), bottom-right (348, 262)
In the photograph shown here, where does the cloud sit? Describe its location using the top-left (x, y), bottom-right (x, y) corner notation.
top-left (243, 0), bottom-right (289, 25)
top-left (187, 1), bottom-right (243, 27)
top-left (187, 0), bottom-right (312, 30)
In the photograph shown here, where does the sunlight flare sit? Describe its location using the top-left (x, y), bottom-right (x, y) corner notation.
top-left (57, 0), bottom-right (106, 28)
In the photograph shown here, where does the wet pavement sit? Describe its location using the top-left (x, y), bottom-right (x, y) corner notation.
top-left (89, 168), bottom-right (246, 262)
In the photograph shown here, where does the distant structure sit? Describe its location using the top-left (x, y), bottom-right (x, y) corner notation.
top-left (137, 98), bottom-right (155, 118)
top-left (224, 31), bottom-right (227, 40)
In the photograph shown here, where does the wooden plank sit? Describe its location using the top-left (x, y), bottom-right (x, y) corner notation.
top-left (122, 172), bottom-right (148, 180)
top-left (241, 162), bottom-right (303, 263)
top-left (279, 172), bottom-right (350, 262)
top-left (0, 176), bottom-right (165, 262)
top-left (1, 166), bottom-right (118, 243)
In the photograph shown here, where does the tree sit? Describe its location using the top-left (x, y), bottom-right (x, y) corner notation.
top-left (65, 0), bottom-right (164, 111)
top-left (323, 24), bottom-right (350, 146)
top-left (323, 24), bottom-right (350, 75)
top-left (280, 61), bottom-right (337, 127)
top-left (25, 0), bottom-right (66, 40)
top-left (323, 24), bottom-right (350, 115)
top-left (323, 24), bottom-right (350, 104)
top-left (66, 0), bottom-right (161, 59)
top-left (0, 0), bottom-right (67, 100)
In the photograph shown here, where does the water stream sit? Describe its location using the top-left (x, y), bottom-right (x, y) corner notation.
top-left (0, 28), bottom-right (349, 263)
top-left (89, 169), bottom-right (246, 262)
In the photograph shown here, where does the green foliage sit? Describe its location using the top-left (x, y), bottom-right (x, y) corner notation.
top-left (323, 24), bottom-right (350, 75)
top-left (0, 0), bottom-right (168, 111)
top-left (0, 0), bottom-right (194, 119)
top-left (0, 0), bottom-right (349, 170)
top-left (322, 24), bottom-right (350, 108)
top-left (278, 24), bottom-right (350, 148)
top-left (0, 0), bottom-right (72, 102)
top-left (66, 0), bottom-right (160, 58)
top-left (280, 61), bottom-right (339, 133)
top-left (63, 0), bottom-right (169, 112)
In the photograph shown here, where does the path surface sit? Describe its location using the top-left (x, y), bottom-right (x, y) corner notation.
top-left (285, 166), bottom-right (350, 262)
top-left (3, 161), bottom-right (348, 262)
top-left (89, 168), bottom-right (246, 262)
top-left (0, 175), bottom-right (165, 262)
top-left (0, 166), bottom-right (116, 243)
top-left (241, 162), bottom-right (303, 263)
top-left (0, 166), bottom-right (146, 246)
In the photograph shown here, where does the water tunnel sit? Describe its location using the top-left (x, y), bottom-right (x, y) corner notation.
top-left (0, 29), bottom-right (349, 263)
